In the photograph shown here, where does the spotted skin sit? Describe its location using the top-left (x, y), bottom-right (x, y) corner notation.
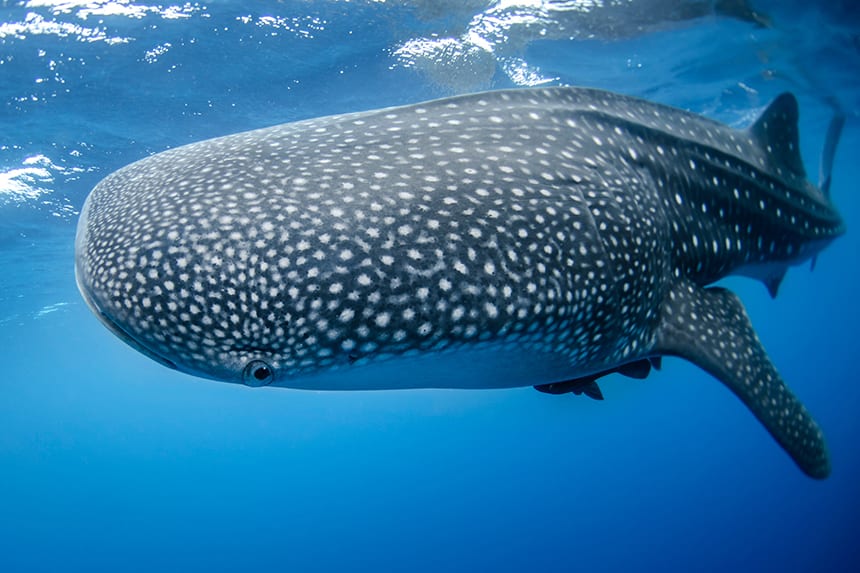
top-left (75, 87), bottom-right (844, 477)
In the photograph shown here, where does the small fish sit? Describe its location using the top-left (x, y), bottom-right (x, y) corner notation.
top-left (75, 87), bottom-right (844, 478)
top-left (535, 357), bottom-right (661, 399)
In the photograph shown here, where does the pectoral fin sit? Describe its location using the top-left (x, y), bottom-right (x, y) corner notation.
top-left (617, 359), bottom-right (653, 379)
top-left (654, 281), bottom-right (829, 479)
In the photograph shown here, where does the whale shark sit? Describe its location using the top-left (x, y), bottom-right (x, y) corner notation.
top-left (75, 87), bottom-right (844, 478)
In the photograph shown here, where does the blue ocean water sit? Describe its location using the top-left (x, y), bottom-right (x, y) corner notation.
top-left (1, 1), bottom-right (859, 571)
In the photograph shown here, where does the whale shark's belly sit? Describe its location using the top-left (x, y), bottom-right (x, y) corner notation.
top-left (272, 339), bottom-right (586, 391)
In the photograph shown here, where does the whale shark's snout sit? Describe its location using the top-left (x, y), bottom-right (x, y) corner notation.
top-left (75, 87), bottom-right (844, 478)
top-left (75, 199), bottom-right (178, 372)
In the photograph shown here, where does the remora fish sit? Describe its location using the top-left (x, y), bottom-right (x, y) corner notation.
top-left (75, 87), bottom-right (844, 478)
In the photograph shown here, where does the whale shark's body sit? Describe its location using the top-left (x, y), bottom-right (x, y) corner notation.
top-left (75, 87), bottom-right (844, 478)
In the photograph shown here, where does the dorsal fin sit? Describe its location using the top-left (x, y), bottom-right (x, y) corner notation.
top-left (748, 92), bottom-right (806, 180)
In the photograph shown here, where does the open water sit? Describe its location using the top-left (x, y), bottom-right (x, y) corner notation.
top-left (1, 1), bottom-right (859, 571)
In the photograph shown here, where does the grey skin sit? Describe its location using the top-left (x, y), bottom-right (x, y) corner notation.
top-left (75, 87), bottom-right (844, 478)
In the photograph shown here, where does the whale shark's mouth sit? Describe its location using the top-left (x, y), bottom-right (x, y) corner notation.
top-left (75, 270), bottom-right (178, 371)
top-left (95, 306), bottom-right (178, 371)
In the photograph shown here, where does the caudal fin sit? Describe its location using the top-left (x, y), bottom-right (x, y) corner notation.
top-left (819, 108), bottom-right (846, 198)
top-left (812, 100), bottom-right (846, 270)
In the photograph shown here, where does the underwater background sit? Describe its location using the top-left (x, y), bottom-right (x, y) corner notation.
top-left (1, 1), bottom-right (859, 570)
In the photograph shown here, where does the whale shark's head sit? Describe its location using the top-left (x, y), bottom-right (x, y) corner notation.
top-left (74, 169), bottom-right (283, 387)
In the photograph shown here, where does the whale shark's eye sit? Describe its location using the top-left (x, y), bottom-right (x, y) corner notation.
top-left (243, 360), bottom-right (274, 387)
